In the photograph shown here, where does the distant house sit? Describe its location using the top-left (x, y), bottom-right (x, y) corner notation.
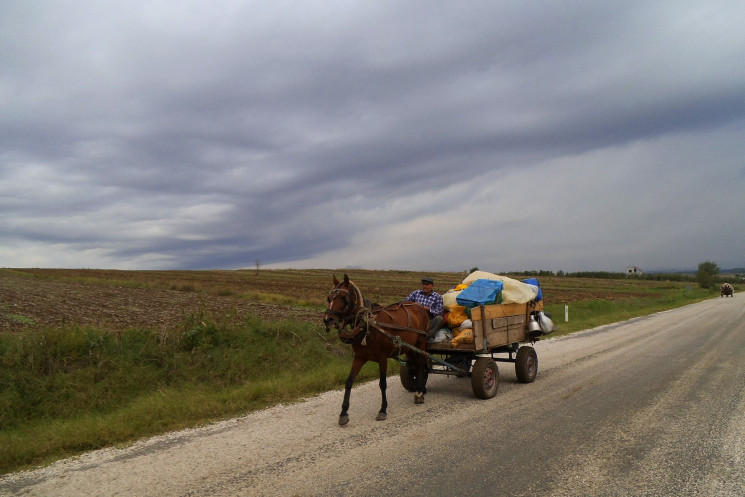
top-left (626, 266), bottom-right (643, 277)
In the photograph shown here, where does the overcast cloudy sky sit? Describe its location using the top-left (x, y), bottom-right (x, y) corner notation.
top-left (2, 1), bottom-right (744, 273)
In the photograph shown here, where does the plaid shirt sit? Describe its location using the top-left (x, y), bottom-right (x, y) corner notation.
top-left (405, 290), bottom-right (443, 317)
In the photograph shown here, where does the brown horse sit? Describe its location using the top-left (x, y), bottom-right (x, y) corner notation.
top-left (323, 274), bottom-right (430, 426)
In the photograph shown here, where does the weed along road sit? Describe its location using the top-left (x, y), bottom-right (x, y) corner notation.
top-left (3, 295), bottom-right (745, 496)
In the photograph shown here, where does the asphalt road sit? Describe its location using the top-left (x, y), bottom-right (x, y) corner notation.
top-left (2, 294), bottom-right (744, 497)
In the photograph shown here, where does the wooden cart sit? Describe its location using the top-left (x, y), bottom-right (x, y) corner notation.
top-left (399, 300), bottom-right (549, 399)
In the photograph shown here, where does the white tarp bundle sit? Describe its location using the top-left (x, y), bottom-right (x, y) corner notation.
top-left (442, 290), bottom-right (462, 308)
top-left (461, 271), bottom-right (539, 304)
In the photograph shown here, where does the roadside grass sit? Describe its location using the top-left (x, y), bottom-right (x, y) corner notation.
top-left (0, 314), bottom-right (382, 474)
top-left (543, 285), bottom-right (713, 336)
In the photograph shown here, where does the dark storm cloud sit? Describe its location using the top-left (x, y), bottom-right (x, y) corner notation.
top-left (1, 0), bottom-right (744, 271)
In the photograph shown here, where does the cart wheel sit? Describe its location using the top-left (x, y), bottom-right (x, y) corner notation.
top-left (399, 362), bottom-right (417, 392)
top-left (471, 358), bottom-right (499, 399)
top-left (515, 346), bottom-right (538, 383)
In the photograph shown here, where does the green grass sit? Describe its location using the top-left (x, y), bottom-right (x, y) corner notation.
top-left (0, 303), bottom-right (37, 326)
top-left (4, 314), bottom-right (36, 326)
top-left (543, 285), bottom-right (713, 336)
top-left (0, 312), bottom-right (383, 474)
top-left (238, 290), bottom-right (324, 308)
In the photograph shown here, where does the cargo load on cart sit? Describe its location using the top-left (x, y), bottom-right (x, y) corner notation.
top-left (430, 271), bottom-right (555, 350)
top-left (400, 271), bottom-right (556, 400)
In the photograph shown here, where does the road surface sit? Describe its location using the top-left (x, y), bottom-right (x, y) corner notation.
top-left (2, 295), bottom-right (744, 496)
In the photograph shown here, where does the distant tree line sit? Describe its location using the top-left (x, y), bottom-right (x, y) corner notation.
top-left (507, 269), bottom-right (630, 279)
top-left (506, 269), bottom-right (727, 284)
top-left (478, 263), bottom-right (742, 287)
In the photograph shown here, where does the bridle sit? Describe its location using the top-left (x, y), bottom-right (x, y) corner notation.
top-left (324, 281), bottom-right (365, 330)
top-left (325, 288), bottom-right (357, 321)
top-left (325, 280), bottom-right (374, 344)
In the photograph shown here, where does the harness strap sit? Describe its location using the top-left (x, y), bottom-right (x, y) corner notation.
top-left (359, 306), bottom-right (428, 336)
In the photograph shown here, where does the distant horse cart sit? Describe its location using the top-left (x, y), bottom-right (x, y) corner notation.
top-left (721, 283), bottom-right (734, 297)
top-left (323, 274), bottom-right (554, 425)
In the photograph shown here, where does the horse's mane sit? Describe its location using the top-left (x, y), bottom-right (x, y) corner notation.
top-left (346, 280), bottom-right (363, 306)
top-left (346, 279), bottom-right (383, 313)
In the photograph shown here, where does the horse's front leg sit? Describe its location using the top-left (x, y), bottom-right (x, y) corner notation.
top-left (376, 360), bottom-right (388, 421)
top-left (339, 356), bottom-right (365, 426)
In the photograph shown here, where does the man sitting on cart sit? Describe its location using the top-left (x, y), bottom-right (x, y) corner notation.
top-left (405, 277), bottom-right (445, 337)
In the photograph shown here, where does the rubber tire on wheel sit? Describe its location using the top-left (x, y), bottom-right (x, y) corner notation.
top-left (471, 358), bottom-right (499, 399)
top-left (515, 346), bottom-right (538, 383)
top-left (399, 362), bottom-right (417, 392)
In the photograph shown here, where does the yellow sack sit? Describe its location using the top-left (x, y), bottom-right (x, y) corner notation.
top-left (451, 328), bottom-right (473, 346)
top-left (447, 305), bottom-right (468, 328)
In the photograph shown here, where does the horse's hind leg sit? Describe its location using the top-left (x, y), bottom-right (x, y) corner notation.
top-left (414, 357), bottom-right (427, 405)
top-left (339, 357), bottom-right (365, 426)
top-left (376, 361), bottom-right (388, 421)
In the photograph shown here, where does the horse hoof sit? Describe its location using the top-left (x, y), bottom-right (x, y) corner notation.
top-left (414, 393), bottom-right (425, 405)
top-left (338, 415), bottom-right (349, 426)
top-left (376, 412), bottom-right (387, 421)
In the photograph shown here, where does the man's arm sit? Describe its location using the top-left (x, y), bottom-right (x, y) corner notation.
top-left (429, 295), bottom-right (443, 316)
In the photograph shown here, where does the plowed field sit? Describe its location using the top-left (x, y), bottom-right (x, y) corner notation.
top-left (0, 267), bottom-right (673, 334)
top-left (0, 270), bottom-right (322, 332)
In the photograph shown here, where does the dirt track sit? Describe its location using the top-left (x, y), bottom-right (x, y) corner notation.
top-left (3, 295), bottom-right (744, 496)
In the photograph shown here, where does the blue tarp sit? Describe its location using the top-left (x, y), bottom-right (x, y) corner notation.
top-left (521, 278), bottom-right (542, 301)
top-left (456, 279), bottom-right (504, 308)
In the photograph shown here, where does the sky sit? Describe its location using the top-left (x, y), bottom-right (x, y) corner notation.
top-left (2, 1), bottom-right (744, 273)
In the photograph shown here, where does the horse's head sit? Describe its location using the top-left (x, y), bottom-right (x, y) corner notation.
top-left (323, 274), bottom-right (361, 332)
